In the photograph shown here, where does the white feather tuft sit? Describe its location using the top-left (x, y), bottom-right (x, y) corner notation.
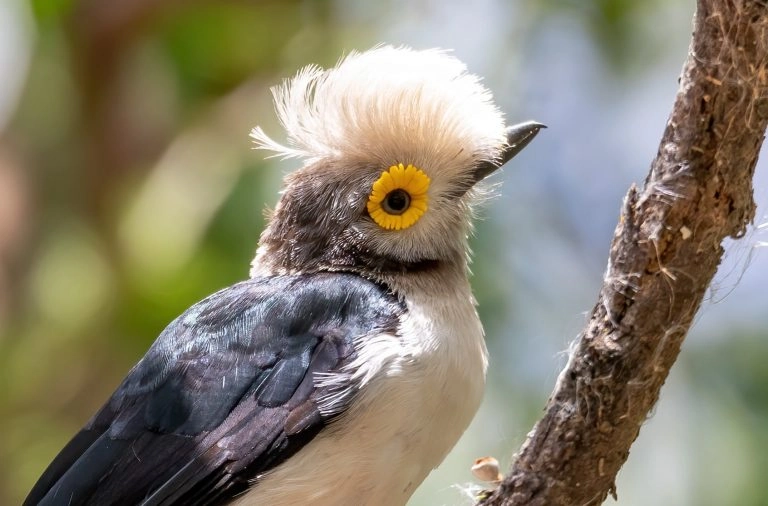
top-left (251, 46), bottom-right (506, 167)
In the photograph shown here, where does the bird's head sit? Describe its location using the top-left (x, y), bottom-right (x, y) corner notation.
top-left (250, 46), bottom-right (542, 279)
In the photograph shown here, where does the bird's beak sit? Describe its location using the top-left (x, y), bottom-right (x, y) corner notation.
top-left (472, 121), bottom-right (546, 183)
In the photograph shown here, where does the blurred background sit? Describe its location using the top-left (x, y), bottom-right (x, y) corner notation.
top-left (2, 0), bottom-right (768, 504)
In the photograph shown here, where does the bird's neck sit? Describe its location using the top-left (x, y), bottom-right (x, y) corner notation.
top-left (250, 243), bottom-right (472, 296)
top-left (250, 230), bottom-right (471, 280)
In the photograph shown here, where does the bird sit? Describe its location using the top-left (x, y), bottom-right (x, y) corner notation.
top-left (24, 46), bottom-right (543, 506)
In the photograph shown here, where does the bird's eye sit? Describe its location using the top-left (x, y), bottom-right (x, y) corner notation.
top-left (382, 189), bottom-right (411, 215)
top-left (367, 163), bottom-right (430, 230)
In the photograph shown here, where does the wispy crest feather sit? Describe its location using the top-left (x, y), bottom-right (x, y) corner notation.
top-left (250, 46), bottom-right (506, 166)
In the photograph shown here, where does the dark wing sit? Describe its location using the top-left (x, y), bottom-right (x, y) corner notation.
top-left (25, 273), bottom-right (402, 506)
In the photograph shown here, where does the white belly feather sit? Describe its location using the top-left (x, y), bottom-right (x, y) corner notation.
top-left (233, 283), bottom-right (487, 506)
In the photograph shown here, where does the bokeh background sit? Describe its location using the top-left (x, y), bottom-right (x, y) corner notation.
top-left (2, 0), bottom-right (768, 504)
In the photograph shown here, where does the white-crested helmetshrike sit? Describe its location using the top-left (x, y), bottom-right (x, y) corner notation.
top-left (25, 46), bottom-right (543, 506)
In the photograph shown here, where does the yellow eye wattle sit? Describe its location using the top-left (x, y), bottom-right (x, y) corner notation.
top-left (367, 163), bottom-right (430, 230)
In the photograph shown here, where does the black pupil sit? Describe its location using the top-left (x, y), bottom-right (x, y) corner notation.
top-left (383, 189), bottom-right (410, 215)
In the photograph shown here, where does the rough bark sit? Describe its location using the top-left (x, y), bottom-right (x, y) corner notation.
top-left (478, 1), bottom-right (768, 504)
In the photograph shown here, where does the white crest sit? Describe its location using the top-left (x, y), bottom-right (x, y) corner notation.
top-left (251, 46), bottom-right (506, 169)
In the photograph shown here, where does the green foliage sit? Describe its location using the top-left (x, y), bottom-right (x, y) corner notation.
top-left (29, 0), bottom-right (75, 22)
top-left (159, 3), bottom-right (303, 102)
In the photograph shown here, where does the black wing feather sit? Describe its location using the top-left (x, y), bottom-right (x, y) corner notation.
top-left (26, 272), bottom-right (401, 506)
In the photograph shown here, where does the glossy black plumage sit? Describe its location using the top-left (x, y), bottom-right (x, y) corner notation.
top-left (26, 273), bottom-right (402, 506)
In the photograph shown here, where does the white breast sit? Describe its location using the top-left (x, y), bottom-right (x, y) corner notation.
top-left (233, 279), bottom-right (487, 506)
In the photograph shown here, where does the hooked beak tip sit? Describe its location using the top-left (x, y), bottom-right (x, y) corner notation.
top-left (473, 120), bottom-right (546, 183)
top-left (500, 121), bottom-right (547, 166)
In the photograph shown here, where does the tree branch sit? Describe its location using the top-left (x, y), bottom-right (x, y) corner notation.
top-left (479, 1), bottom-right (768, 504)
